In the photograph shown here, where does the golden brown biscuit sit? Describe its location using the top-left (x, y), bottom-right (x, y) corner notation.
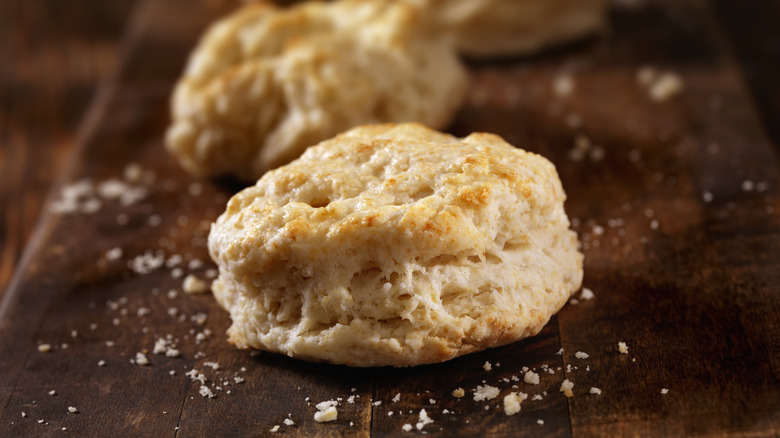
top-left (208, 123), bottom-right (583, 366)
top-left (166, 1), bottom-right (467, 180)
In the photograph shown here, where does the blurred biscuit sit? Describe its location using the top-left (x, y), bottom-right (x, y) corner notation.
top-left (166, 1), bottom-right (467, 181)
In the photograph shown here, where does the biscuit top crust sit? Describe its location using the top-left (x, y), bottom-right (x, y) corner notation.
top-left (210, 123), bottom-right (565, 273)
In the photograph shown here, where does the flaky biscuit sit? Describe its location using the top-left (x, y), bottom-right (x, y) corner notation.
top-left (166, 1), bottom-right (467, 181)
top-left (208, 123), bottom-right (583, 367)
top-left (405, 0), bottom-right (608, 58)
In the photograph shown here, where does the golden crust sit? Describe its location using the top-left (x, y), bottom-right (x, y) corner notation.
top-left (166, 1), bottom-right (467, 180)
top-left (208, 123), bottom-right (583, 366)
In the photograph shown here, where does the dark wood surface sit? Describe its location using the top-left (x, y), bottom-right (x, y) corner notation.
top-left (1, 0), bottom-right (779, 436)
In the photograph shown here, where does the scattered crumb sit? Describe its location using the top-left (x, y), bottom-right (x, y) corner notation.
top-left (473, 385), bottom-right (500, 402)
top-left (37, 344), bottom-right (52, 353)
top-left (503, 392), bottom-right (527, 416)
top-left (314, 401), bottom-right (338, 422)
top-left (483, 361), bottom-right (492, 371)
top-left (183, 274), bottom-right (209, 294)
top-left (416, 409), bottom-right (433, 431)
top-left (283, 418), bottom-right (294, 426)
top-left (452, 388), bottom-right (465, 398)
top-left (618, 342), bottom-right (629, 354)
top-left (560, 380), bottom-right (574, 398)
top-left (49, 390), bottom-right (56, 396)
top-left (402, 424), bottom-right (413, 432)
top-left (661, 388), bottom-right (669, 395)
top-left (649, 72), bottom-right (684, 101)
top-left (553, 74), bottom-right (575, 97)
top-left (580, 288), bottom-right (595, 300)
top-left (21, 412), bottom-right (26, 418)
top-left (575, 351), bottom-right (590, 359)
top-left (269, 425), bottom-right (280, 433)
top-left (590, 387), bottom-right (602, 395)
top-left (98, 360), bottom-right (106, 367)
top-left (134, 352), bottom-right (150, 366)
top-left (392, 393), bottom-right (401, 403)
top-left (68, 406), bottom-right (78, 413)
top-left (199, 386), bottom-right (216, 398)
top-left (524, 371), bottom-right (540, 385)
top-left (537, 419), bottom-right (545, 425)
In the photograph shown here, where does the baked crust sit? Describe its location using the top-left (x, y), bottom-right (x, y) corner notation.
top-left (208, 123), bottom-right (583, 367)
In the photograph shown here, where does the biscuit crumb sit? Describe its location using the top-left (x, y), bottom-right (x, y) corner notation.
top-left (199, 386), bottom-right (216, 398)
top-left (402, 424), bottom-right (413, 432)
top-left (314, 401), bottom-right (338, 422)
top-left (580, 288), bottom-right (595, 300)
top-left (590, 387), bottom-right (602, 395)
top-left (618, 342), bottom-right (629, 354)
top-left (452, 388), bottom-right (465, 398)
top-left (483, 361), bottom-right (492, 371)
top-left (560, 379), bottom-right (574, 397)
top-left (283, 418), bottom-right (294, 426)
top-left (649, 72), bottom-right (684, 101)
top-left (134, 352), bottom-right (150, 366)
top-left (524, 371), bottom-right (540, 385)
top-left (575, 351), bottom-right (589, 359)
top-left (473, 385), bottom-right (500, 402)
top-left (183, 274), bottom-right (209, 294)
top-left (661, 388), bottom-right (669, 395)
top-left (269, 425), bottom-right (280, 432)
top-left (68, 406), bottom-right (78, 413)
top-left (416, 409), bottom-right (433, 430)
top-left (503, 392), bottom-right (527, 416)
top-left (37, 344), bottom-right (52, 353)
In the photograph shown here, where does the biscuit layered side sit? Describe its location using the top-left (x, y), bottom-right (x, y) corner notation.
top-left (166, 1), bottom-right (467, 181)
top-left (208, 123), bottom-right (583, 367)
top-left (404, 0), bottom-right (608, 58)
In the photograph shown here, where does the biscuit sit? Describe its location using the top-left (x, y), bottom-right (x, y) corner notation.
top-left (166, 1), bottom-right (467, 181)
top-left (404, 0), bottom-right (608, 58)
top-left (208, 123), bottom-right (583, 367)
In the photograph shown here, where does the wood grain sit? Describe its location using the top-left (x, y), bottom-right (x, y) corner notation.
top-left (1, 0), bottom-right (778, 436)
top-left (0, 0), bottom-right (138, 297)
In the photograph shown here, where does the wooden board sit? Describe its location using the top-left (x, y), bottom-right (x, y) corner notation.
top-left (1, 0), bottom-right (779, 436)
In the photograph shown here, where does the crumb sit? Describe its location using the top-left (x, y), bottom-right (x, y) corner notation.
top-left (49, 390), bottom-right (56, 396)
top-left (269, 425), bottom-right (280, 432)
top-left (524, 371), bottom-right (540, 385)
top-left (560, 380), bottom-right (574, 398)
top-left (402, 424), bottom-right (413, 432)
top-left (590, 387), bottom-right (602, 395)
top-left (183, 274), bottom-right (209, 294)
top-left (503, 392), bottom-right (527, 416)
top-left (553, 74), bottom-right (575, 97)
top-left (392, 393), bottom-right (401, 403)
top-left (199, 386), bottom-right (216, 398)
top-left (473, 385), bottom-right (500, 402)
top-left (661, 388), bottom-right (669, 395)
top-left (37, 344), bottom-right (51, 353)
top-left (68, 406), bottom-right (78, 413)
top-left (537, 419), bottom-right (545, 425)
top-left (314, 401), bottom-right (338, 422)
top-left (580, 288), bottom-right (595, 300)
top-left (618, 342), bottom-right (629, 354)
top-left (98, 360), bottom-right (106, 367)
top-left (416, 409), bottom-right (433, 430)
top-left (134, 352), bottom-right (150, 366)
top-left (452, 388), bottom-right (465, 398)
top-left (649, 72), bottom-right (684, 101)
top-left (483, 361), bottom-right (492, 371)
top-left (575, 351), bottom-right (589, 359)
top-left (283, 418), bottom-right (294, 426)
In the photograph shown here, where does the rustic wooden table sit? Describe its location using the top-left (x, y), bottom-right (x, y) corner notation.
top-left (1, 0), bottom-right (779, 436)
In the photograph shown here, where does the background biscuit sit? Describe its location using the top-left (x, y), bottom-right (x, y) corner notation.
top-left (166, 1), bottom-right (467, 181)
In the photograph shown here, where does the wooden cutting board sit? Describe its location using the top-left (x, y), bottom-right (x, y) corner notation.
top-left (1, 0), bottom-right (778, 436)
